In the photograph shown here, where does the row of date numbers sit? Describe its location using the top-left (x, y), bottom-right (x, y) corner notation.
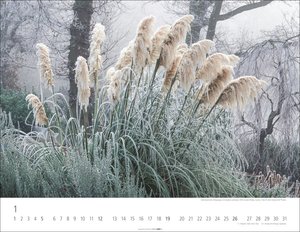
top-left (13, 215), bottom-right (288, 222)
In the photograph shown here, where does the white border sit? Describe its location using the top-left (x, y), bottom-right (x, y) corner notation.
top-left (1, 198), bottom-right (299, 232)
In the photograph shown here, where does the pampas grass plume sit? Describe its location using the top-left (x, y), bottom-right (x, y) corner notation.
top-left (161, 44), bottom-right (188, 93)
top-left (170, 15), bottom-right (194, 44)
top-left (26, 94), bottom-right (48, 126)
top-left (75, 56), bottom-right (90, 112)
top-left (133, 16), bottom-right (155, 73)
top-left (150, 25), bottom-right (170, 64)
top-left (107, 67), bottom-right (122, 104)
top-left (105, 67), bottom-right (116, 82)
top-left (88, 23), bottom-right (106, 86)
top-left (196, 53), bottom-right (239, 82)
top-left (217, 76), bottom-right (267, 108)
top-left (115, 41), bottom-right (133, 70)
top-left (196, 65), bottom-right (234, 105)
top-left (178, 39), bottom-right (214, 91)
top-left (160, 15), bottom-right (194, 69)
top-left (36, 43), bottom-right (54, 90)
top-left (190, 39), bottom-right (214, 66)
top-left (176, 43), bottom-right (189, 55)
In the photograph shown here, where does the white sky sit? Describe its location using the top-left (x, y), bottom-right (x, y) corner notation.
top-left (114, 1), bottom-right (299, 50)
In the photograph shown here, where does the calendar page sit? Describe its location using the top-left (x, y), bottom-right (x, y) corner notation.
top-left (1, 0), bottom-right (299, 232)
top-left (1, 198), bottom-right (299, 231)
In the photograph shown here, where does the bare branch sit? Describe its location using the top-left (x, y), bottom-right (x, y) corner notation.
top-left (218, 0), bottom-right (273, 21)
top-left (241, 114), bottom-right (259, 133)
top-left (262, 90), bottom-right (274, 112)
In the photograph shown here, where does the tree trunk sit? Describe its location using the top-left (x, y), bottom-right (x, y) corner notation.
top-left (67, 0), bottom-right (93, 116)
top-left (256, 60), bottom-right (285, 171)
top-left (255, 128), bottom-right (267, 169)
top-left (206, 0), bottom-right (223, 40)
top-left (187, 0), bottom-right (212, 44)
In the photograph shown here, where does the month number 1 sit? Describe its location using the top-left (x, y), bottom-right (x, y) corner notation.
top-left (14, 205), bottom-right (17, 213)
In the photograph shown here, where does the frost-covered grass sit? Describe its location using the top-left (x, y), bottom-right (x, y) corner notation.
top-left (0, 67), bottom-right (256, 197)
top-left (1, 13), bottom-right (298, 198)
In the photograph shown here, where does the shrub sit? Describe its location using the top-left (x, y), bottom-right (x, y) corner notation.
top-left (0, 89), bottom-right (32, 132)
top-left (245, 165), bottom-right (300, 197)
top-left (240, 137), bottom-right (300, 182)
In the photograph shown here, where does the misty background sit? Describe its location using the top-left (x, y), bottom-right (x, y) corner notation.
top-left (1, 0), bottom-right (299, 180)
top-left (6, 1), bottom-right (299, 91)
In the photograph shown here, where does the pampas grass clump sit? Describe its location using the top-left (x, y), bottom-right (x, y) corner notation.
top-left (1, 15), bottom-right (274, 198)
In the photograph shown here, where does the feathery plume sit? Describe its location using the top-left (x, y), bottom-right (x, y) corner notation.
top-left (107, 67), bottom-right (122, 104)
top-left (105, 67), bottom-right (116, 83)
top-left (169, 15), bottom-right (194, 44)
top-left (217, 76), bottom-right (267, 109)
top-left (196, 53), bottom-right (239, 82)
top-left (176, 43), bottom-right (189, 54)
top-left (88, 23), bottom-right (106, 86)
top-left (178, 39), bottom-right (214, 91)
top-left (150, 25), bottom-right (170, 64)
top-left (160, 15), bottom-right (194, 69)
top-left (36, 43), bottom-right (54, 90)
top-left (161, 44), bottom-right (188, 93)
top-left (133, 16), bottom-right (156, 73)
top-left (190, 40), bottom-right (215, 67)
top-left (266, 165), bottom-right (271, 174)
top-left (196, 65), bottom-right (234, 105)
top-left (26, 94), bottom-right (48, 126)
top-left (161, 56), bottom-right (181, 94)
top-left (115, 41), bottom-right (133, 70)
top-left (75, 56), bottom-right (90, 112)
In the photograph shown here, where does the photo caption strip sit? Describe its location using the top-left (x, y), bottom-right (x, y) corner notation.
top-left (1, 198), bottom-right (299, 231)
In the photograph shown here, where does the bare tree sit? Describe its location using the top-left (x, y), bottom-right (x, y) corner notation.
top-left (165, 0), bottom-right (274, 43)
top-left (0, 1), bottom-right (38, 89)
top-left (235, 31), bottom-right (299, 177)
top-left (0, 1), bottom-right (75, 91)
